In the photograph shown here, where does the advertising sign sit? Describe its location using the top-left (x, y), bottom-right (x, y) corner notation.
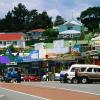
top-left (29, 50), bottom-right (39, 59)
top-left (34, 43), bottom-right (45, 50)
top-left (53, 40), bottom-right (64, 48)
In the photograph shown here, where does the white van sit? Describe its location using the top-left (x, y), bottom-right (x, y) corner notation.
top-left (66, 64), bottom-right (100, 84)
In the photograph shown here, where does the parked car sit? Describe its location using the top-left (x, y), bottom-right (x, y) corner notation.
top-left (65, 64), bottom-right (100, 84)
top-left (23, 75), bottom-right (41, 81)
top-left (77, 66), bottom-right (100, 84)
top-left (54, 73), bottom-right (60, 81)
top-left (59, 70), bottom-right (68, 83)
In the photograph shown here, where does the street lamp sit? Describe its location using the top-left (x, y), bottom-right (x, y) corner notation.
top-left (43, 43), bottom-right (48, 59)
top-left (69, 40), bottom-right (72, 54)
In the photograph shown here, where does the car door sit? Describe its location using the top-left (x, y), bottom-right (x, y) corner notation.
top-left (93, 68), bottom-right (100, 80)
top-left (86, 68), bottom-right (94, 80)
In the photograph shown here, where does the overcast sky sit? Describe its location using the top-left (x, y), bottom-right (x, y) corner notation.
top-left (0, 0), bottom-right (100, 20)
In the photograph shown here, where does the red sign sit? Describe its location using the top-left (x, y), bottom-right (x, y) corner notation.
top-left (45, 54), bottom-right (48, 59)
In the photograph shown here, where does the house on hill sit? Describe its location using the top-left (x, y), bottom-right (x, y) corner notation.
top-left (58, 19), bottom-right (84, 39)
top-left (27, 28), bottom-right (46, 40)
top-left (91, 35), bottom-right (100, 50)
top-left (0, 33), bottom-right (25, 48)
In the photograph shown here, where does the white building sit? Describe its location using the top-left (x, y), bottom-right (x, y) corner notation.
top-left (0, 33), bottom-right (25, 48)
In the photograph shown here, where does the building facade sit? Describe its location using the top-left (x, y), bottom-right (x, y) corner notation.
top-left (0, 33), bottom-right (25, 48)
top-left (58, 19), bottom-right (83, 39)
top-left (27, 29), bottom-right (45, 40)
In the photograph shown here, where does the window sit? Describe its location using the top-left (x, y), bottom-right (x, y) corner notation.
top-left (13, 41), bottom-right (17, 45)
top-left (7, 41), bottom-right (12, 44)
top-left (67, 26), bottom-right (73, 30)
top-left (94, 68), bottom-right (100, 73)
top-left (0, 41), bottom-right (2, 44)
top-left (4, 41), bottom-right (6, 45)
top-left (71, 67), bottom-right (78, 72)
top-left (80, 68), bottom-right (86, 72)
top-left (87, 68), bottom-right (93, 72)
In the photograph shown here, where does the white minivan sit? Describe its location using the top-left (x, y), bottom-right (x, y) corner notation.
top-left (66, 64), bottom-right (100, 84)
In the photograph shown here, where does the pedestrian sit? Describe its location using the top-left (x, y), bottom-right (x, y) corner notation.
top-left (46, 72), bottom-right (49, 81)
top-left (63, 73), bottom-right (68, 83)
top-left (10, 69), bottom-right (17, 83)
top-left (16, 71), bottom-right (21, 83)
top-left (75, 68), bottom-right (80, 81)
top-left (6, 68), bottom-right (13, 82)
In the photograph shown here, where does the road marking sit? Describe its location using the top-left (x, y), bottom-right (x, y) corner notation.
top-left (0, 87), bottom-right (50, 100)
top-left (38, 84), bottom-right (100, 96)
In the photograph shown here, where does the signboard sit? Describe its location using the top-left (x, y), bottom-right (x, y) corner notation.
top-left (34, 43), bottom-right (45, 50)
top-left (6, 62), bottom-right (17, 65)
top-left (29, 50), bottom-right (39, 59)
top-left (72, 45), bottom-right (81, 53)
top-left (53, 40), bottom-right (64, 48)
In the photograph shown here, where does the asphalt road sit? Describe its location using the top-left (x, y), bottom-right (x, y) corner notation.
top-left (0, 82), bottom-right (100, 100)
top-left (0, 87), bottom-right (48, 100)
top-left (22, 81), bottom-right (100, 95)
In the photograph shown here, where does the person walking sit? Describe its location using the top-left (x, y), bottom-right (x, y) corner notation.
top-left (16, 71), bottom-right (21, 83)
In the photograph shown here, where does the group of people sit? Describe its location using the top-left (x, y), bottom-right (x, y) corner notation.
top-left (6, 68), bottom-right (21, 83)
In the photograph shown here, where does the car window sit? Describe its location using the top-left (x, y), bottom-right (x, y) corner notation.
top-left (80, 68), bottom-right (86, 72)
top-left (94, 68), bottom-right (100, 73)
top-left (71, 67), bottom-right (78, 72)
top-left (87, 68), bottom-right (93, 72)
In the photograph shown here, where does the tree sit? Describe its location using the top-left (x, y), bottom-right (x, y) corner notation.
top-left (43, 28), bottom-right (59, 38)
top-left (12, 3), bottom-right (28, 31)
top-left (4, 11), bottom-right (14, 32)
top-left (79, 7), bottom-right (100, 32)
top-left (0, 3), bottom-right (53, 32)
top-left (25, 9), bottom-right (38, 30)
top-left (36, 11), bottom-right (53, 29)
top-left (54, 15), bottom-right (65, 26)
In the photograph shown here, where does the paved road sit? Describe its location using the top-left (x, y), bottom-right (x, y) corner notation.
top-left (22, 81), bottom-right (100, 95)
top-left (0, 82), bottom-right (100, 100)
top-left (0, 87), bottom-right (48, 100)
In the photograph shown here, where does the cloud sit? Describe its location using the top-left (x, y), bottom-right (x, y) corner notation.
top-left (47, 9), bottom-right (60, 17)
top-left (0, 0), bottom-right (99, 19)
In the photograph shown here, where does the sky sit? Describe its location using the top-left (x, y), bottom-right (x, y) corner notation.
top-left (0, 0), bottom-right (100, 21)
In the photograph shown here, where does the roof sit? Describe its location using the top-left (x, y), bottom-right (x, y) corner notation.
top-left (59, 30), bottom-right (80, 34)
top-left (30, 29), bottom-right (45, 32)
top-left (71, 64), bottom-right (100, 67)
top-left (63, 19), bottom-right (82, 26)
top-left (91, 35), bottom-right (100, 41)
top-left (0, 33), bottom-right (22, 41)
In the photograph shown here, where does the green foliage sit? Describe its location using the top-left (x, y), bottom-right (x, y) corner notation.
top-left (79, 7), bottom-right (100, 32)
top-left (43, 28), bottom-right (59, 38)
top-left (8, 45), bottom-right (15, 52)
top-left (54, 15), bottom-right (65, 26)
top-left (0, 3), bottom-right (53, 32)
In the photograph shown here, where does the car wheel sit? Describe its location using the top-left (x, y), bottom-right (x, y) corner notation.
top-left (67, 79), bottom-right (72, 84)
top-left (72, 78), bottom-right (78, 84)
top-left (81, 77), bottom-right (88, 84)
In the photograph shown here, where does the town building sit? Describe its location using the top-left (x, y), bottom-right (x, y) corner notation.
top-left (91, 35), bottom-right (100, 50)
top-left (27, 28), bottom-right (45, 40)
top-left (58, 19), bottom-right (84, 39)
top-left (0, 33), bottom-right (25, 48)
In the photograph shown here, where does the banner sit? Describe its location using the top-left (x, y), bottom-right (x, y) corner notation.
top-left (53, 40), bottom-right (64, 48)
top-left (34, 43), bottom-right (45, 50)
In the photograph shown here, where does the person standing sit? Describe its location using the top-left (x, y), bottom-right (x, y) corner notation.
top-left (16, 71), bottom-right (21, 83)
